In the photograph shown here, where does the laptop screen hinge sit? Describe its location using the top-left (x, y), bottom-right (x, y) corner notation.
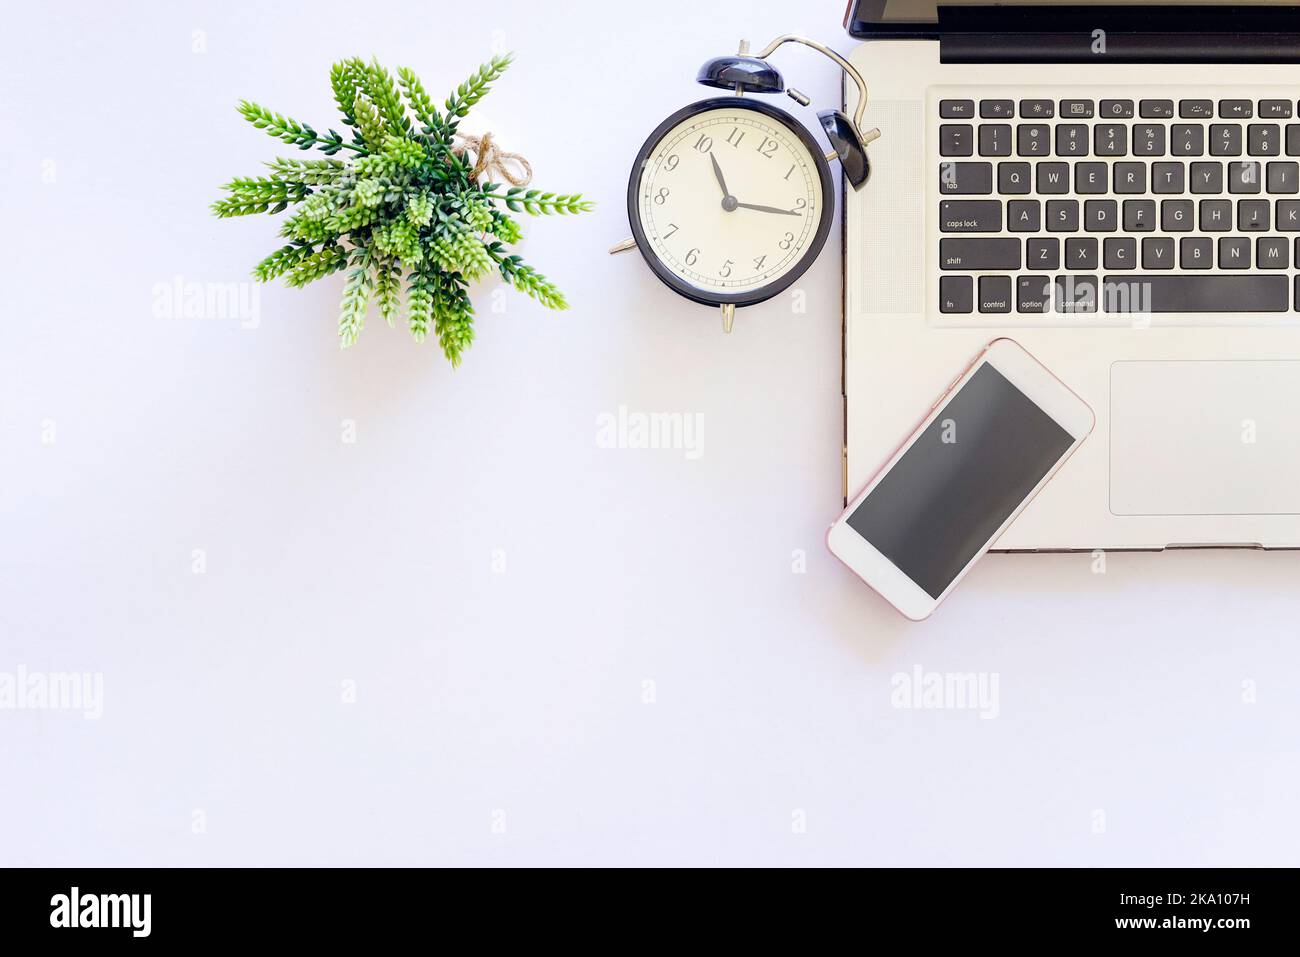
top-left (938, 6), bottom-right (1300, 63)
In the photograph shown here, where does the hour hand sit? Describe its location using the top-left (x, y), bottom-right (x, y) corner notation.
top-left (735, 202), bottom-right (801, 216)
top-left (710, 154), bottom-right (732, 199)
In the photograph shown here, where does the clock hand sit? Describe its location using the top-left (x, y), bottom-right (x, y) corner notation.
top-left (710, 154), bottom-right (734, 205)
top-left (734, 202), bottom-right (801, 216)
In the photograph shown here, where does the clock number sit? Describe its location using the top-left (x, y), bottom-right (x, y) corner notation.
top-left (784, 164), bottom-right (795, 180)
top-left (685, 248), bottom-right (700, 266)
top-left (793, 198), bottom-right (807, 215)
top-left (663, 222), bottom-right (679, 239)
top-left (726, 128), bottom-right (745, 148)
top-left (719, 259), bottom-right (734, 278)
top-left (756, 137), bottom-right (778, 158)
top-left (653, 187), bottom-right (670, 205)
top-left (664, 154), bottom-right (680, 171)
top-left (692, 134), bottom-right (712, 153)
top-left (753, 255), bottom-right (767, 270)
top-left (778, 231), bottom-right (794, 251)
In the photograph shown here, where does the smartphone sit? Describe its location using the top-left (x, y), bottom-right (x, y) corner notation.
top-left (827, 338), bottom-right (1094, 620)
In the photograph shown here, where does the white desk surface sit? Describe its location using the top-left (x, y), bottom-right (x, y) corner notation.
top-left (3, 0), bottom-right (1298, 867)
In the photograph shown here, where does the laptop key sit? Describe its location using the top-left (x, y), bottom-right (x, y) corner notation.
top-left (1103, 237), bottom-right (1137, 270)
top-left (1220, 99), bottom-right (1253, 118)
top-left (998, 161), bottom-right (1032, 193)
top-left (1084, 199), bottom-right (1117, 231)
top-left (1219, 236), bottom-right (1251, 267)
top-left (1257, 237), bottom-right (1289, 268)
top-left (1019, 99), bottom-right (1054, 118)
top-left (1288, 124), bottom-right (1300, 155)
top-left (1259, 99), bottom-right (1293, 119)
top-left (1180, 237), bottom-right (1212, 269)
top-left (940, 238), bottom-right (1021, 270)
top-left (938, 161), bottom-right (992, 194)
top-left (1161, 199), bottom-right (1193, 231)
top-left (1238, 199), bottom-right (1270, 231)
top-left (1277, 200), bottom-right (1300, 230)
top-left (1190, 161), bottom-right (1223, 193)
top-left (1017, 275), bottom-right (1051, 313)
top-left (1229, 161), bottom-right (1262, 193)
top-left (1094, 124), bottom-right (1127, 156)
top-left (978, 275), bottom-right (1013, 312)
top-left (1075, 162), bottom-right (1108, 193)
top-left (940, 124), bottom-right (973, 156)
top-left (1016, 124), bottom-right (1050, 155)
top-left (1133, 125), bottom-right (1166, 156)
top-left (1055, 124), bottom-right (1088, 156)
top-left (1007, 199), bottom-right (1041, 231)
top-left (940, 99), bottom-right (975, 118)
top-left (939, 276), bottom-right (973, 313)
top-left (980, 99), bottom-right (1014, 118)
top-left (1047, 199), bottom-right (1080, 231)
top-left (1139, 99), bottom-right (1175, 118)
top-left (1059, 99), bottom-right (1094, 118)
top-left (1100, 99), bottom-right (1134, 118)
top-left (1152, 162), bottom-right (1185, 193)
top-left (1170, 125), bottom-right (1205, 156)
top-left (1199, 199), bottom-right (1233, 230)
top-left (1027, 237), bottom-right (1060, 270)
top-left (1210, 124), bottom-right (1243, 155)
top-left (979, 124), bottom-right (1012, 156)
top-left (1123, 199), bottom-right (1156, 231)
top-left (939, 200), bottom-right (1001, 232)
top-left (1142, 236), bottom-right (1175, 269)
top-left (1114, 162), bottom-right (1147, 193)
top-left (1248, 124), bottom-right (1281, 156)
top-left (1179, 100), bottom-right (1214, 118)
top-left (1101, 275), bottom-right (1287, 312)
top-left (1036, 162), bottom-right (1070, 193)
top-left (1054, 275), bottom-right (1098, 313)
top-left (1267, 161), bottom-right (1299, 193)
top-left (1065, 237), bottom-right (1098, 269)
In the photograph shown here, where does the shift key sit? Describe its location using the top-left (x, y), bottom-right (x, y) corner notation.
top-left (940, 200), bottom-right (1002, 232)
top-left (938, 161), bottom-right (993, 194)
top-left (940, 238), bottom-right (1021, 270)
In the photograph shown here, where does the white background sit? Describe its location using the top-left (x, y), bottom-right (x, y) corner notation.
top-left (2, 0), bottom-right (1298, 867)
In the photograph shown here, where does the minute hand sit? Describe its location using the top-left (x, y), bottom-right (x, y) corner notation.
top-left (735, 202), bottom-right (801, 216)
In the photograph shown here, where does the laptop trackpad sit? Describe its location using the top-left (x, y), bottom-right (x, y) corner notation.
top-left (1111, 360), bottom-right (1300, 516)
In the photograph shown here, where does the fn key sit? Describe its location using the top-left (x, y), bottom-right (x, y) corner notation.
top-left (940, 276), bottom-right (973, 313)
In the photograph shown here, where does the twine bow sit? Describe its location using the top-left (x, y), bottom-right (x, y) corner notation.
top-left (454, 131), bottom-right (532, 186)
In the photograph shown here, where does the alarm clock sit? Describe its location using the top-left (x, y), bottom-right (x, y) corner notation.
top-left (611, 35), bottom-right (880, 332)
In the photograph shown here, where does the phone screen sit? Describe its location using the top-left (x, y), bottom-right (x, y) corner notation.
top-left (845, 363), bottom-right (1075, 598)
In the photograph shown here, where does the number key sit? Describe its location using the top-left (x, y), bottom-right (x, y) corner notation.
top-left (1094, 124), bottom-right (1127, 156)
top-left (1210, 124), bottom-right (1243, 156)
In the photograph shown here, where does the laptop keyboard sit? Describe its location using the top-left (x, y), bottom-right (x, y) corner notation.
top-left (934, 92), bottom-right (1300, 321)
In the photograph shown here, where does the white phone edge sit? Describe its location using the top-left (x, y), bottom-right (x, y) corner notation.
top-left (826, 338), bottom-right (1096, 621)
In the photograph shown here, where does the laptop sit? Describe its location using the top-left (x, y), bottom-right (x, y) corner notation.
top-left (842, 1), bottom-right (1300, 550)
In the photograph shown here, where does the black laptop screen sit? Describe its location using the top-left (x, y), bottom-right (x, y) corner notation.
top-left (849, 1), bottom-right (1297, 28)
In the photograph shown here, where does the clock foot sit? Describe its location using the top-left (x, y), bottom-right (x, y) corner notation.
top-left (608, 237), bottom-right (637, 255)
top-left (720, 303), bottom-right (735, 333)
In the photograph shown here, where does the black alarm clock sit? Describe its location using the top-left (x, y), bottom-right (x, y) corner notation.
top-left (611, 35), bottom-right (880, 332)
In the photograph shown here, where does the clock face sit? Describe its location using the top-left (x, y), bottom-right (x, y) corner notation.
top-left (631, 101), bottom-right (829, 303)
